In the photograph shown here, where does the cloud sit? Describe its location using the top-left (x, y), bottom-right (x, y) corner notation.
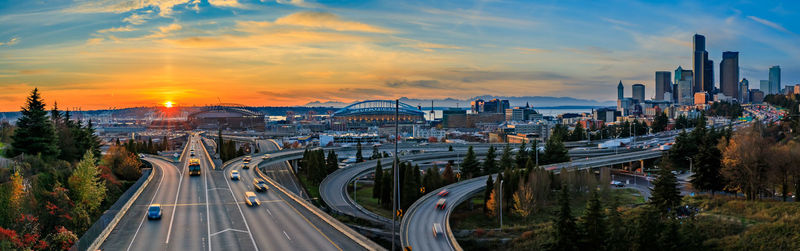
top-left (208, 0), bottom-right (242, 8)
top-left (385, 79), bottom-right (447, 89)
top-left (601, 18), bottom-right (634, 27)
top-left (18, 69), bottom-right (50, 75)
top-left (159, 23), bottom-right (182, 33)
top-left (66, 0), bottom-right (193, 17)
top-left (86, 37), bottom-right (104, 45)
top-left (123, 13), bottom-right (149, 25)
top-left (274, 11), bottom-right (392, 33)
top-left (0, 37), bottom-right (19, 46)
top-left (97, 26), bottom-right (137, 33)
top-left (747, 16), bottom-right (792, 34)
top-left (566, 46), bottom-right (613, 55)
top-left (514, 47), bottom-right (549, 54)
top-left (274, 0), bottom-right (319, 8)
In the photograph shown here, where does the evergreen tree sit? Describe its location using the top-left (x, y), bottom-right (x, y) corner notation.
top-left (650, 167), bottom-right (682, 216)
top-left (325, 150), bottom-right (339, 176)
top-left (528, 140), bottom-right (539, 167)
top-left (217, 129), bottom-right (223, 158)
top-left (355, 141), bottom-right (363, 163)
top-left (11, 88), bottom-right (60, 158)
top-left (484, 175), bottom-right (494, 213)
top-left (380, 169), bottom-right (393, 209)
top-left (371, 145), bottom-right (380, 160)
top-left (691, 131), bottom-right (725, 195)
top-left (579, 190), bottom-right (607, 250)
top-left (554, 185), bottom-right (578, 251)
top-left (448, 145), bottom-right (453, 151)
top-left (542, 135), bottom-right (570, 164)
top-left (442, 162), bottom-right (455, 185)
top-left (373, 159), bottom-right (383, 199)
top-left (482, 145), bottom-right (497, 175)
top-left (675, 114), bottom-right (689, 129)
top-left (605, 197), bottom-right (628, 251)
top-left (461, 146), bottom-right (480, 178)
top-left (499, 144), bottom-right (513, 171)
top-left (516, 141), bottom-right (528, 168)
top-left (570, 122), bottom-right (585, 141)
top-left (652, 111), bottom-right (669, 133)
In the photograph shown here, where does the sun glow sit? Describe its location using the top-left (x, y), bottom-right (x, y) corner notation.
top-left (164, 101), bottom-right (173, 108)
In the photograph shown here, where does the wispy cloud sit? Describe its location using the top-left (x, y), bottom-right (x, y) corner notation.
top-left (0, 37), bottom-right (19, 46)
top-left (747, 16), bottom-right (792, 34)
top-left (208, 0), bottom-right (242, 8)
top-left (123, 13), bottom-right (149, 25)
top-left (97, 26), bottom-right (137, 33)
top-left (66, 0), bottom-right (194, 17)
top-left (514, 47), bottom-right (549, 54)
top-left (274, 0), bottom-right (320, 8)
top-left (601, 18), bottom-right (634, 27)
top-left (274, 11), bottom-right (392, 33)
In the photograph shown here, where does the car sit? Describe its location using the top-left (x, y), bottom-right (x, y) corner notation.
top-left (261, 154), bottom-right (271, 160)
top-left (230, 170), bottom-right (240, 180)
top-left (243, 156), bottom-right (252, 162)
top-left (432, 223), bottom-right (443, 237)
top-left (147, 204), bottom-right (162, 220)
top-left (611, 181), bottom-right (625, 187)
top-left (244, 192), bottom-right (260, 206)
top-left (436, 199), bottom-right (446, 210)
top-left (437, 189), bottom-right (449, 197)
top-left (241, 163), bottom-right (249, 169)
top-left (253, 178), bottom-right (268, 192)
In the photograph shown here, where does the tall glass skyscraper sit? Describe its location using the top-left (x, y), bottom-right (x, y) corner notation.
top-left (769, 66), bottom-right (781, 94)
top-left (693, 34), bottom-right (710, 93)
top-left (720, 51), bottom-right (739, 99)
top-left (655, 71), bottom-right (671, 101)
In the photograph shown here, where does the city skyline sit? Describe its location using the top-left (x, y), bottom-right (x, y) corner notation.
top-left (0, 0), bottom-right (798, 111)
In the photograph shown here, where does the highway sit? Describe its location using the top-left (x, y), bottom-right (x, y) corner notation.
top-left (400, 148), bottom-right (668, 251)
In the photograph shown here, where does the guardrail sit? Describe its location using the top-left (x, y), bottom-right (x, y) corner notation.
top-left (254, 162), bottom-right (385, 251)
top-left (72, 165), bottom-right (155, 251)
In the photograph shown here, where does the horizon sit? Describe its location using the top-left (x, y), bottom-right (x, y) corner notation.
top-left (1, 0), bottom-right (798, 110)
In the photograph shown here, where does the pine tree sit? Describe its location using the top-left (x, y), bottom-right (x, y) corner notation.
top-left (554, 185), bottom-right (578, 251)
top-left (570, 122), bottom-right (585, 141)
top-left (652, 111), bottom-right (669, 133)
top-left (373, 159), bottom-right (383, 199)
top-left (482, 145), bottom-right (497, 175)
top-left (579, 190), bottom-right (607, 250)
top-left (691, 131), bottom-right (724, 195)
top-left (499, 144), bottom-right (513, 170)
top-left (355, 141), bottom-right (363, 163)
top-left (11, 88), bottom-right (60, 158)
top-left (528, 140), bottom-right (539, 167)
top-left (516, 141), bottom-right (527, 168)
top-left (325, 150), bottom-right (339, 176)
top-left (461, 146), bottom-right (480, 178)
top-left (371, 145), bottom-right (380, 160)
top-left (606, 197), bottom-right (628, 251)
top-left (442, 162), bottom-right (455, 185)
top-left (542, 135), bottom-right (569, 164)
top-left (650, 167), bottom-right (682, 216)
top-left (484, 175), bottom-right (494, 213)
top-left (448, 145), bottom-right (453, 151)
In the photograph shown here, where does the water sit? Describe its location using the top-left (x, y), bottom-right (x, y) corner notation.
top-left (424, 108), bottom-right (595, 120)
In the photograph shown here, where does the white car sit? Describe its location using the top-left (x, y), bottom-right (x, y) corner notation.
top-left (230, 170), bottom-right (240, 180)
top-left (432, 223), bottom-right (443, 237)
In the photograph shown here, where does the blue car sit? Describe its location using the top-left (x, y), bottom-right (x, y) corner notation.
top-left (147, 204), bottom-right (162, 220)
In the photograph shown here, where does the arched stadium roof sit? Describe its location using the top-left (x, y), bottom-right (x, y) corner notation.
top-left (332, 100), bottom-right (425, 117)
top-left (188, 105), bottom-right (262, 119)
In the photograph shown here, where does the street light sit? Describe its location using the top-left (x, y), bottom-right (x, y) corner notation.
top-left (685, 156), bottom-right (693, 173)
top-left (499, 179), bottom-right (503, 230)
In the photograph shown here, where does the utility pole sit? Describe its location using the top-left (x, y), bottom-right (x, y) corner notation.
top-left (392, 99), bottom-right (399, 251)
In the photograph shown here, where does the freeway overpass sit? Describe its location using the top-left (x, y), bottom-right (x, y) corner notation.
top-left (400, 148), bottom-right (667, 251)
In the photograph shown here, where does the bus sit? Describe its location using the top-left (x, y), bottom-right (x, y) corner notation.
top-left (188, 159), bottom-right (201, 176)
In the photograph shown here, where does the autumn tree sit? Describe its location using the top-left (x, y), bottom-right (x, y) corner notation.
top-left (721, 123), bottom-right (770, 200)
top-left (68, 151), bottom-right (106, 218)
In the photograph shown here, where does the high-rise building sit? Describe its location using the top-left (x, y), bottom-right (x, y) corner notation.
top-left (693, 34), bottom-right (709, 93)
top-left (739, 78), bottom-right (749, 103)
top-left (760, 80), bottom-right (770, 94)
top-left (617, 81), bottom-right (624, 100)
top-left (720, 51), bottom-right (739, 99)
top-left (632, 84), bottom-right (645, 103)
top-left (678, 72), bottom-right (694, 105)
top-left (769, 66), bottom-right (781, 94)
top-left (655, 71), bottom-right (671, 101)
top-left (705, 59), bottom-right (714, 92)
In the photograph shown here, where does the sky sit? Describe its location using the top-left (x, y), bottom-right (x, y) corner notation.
top-left (0, 0), bottom-right (798, 111)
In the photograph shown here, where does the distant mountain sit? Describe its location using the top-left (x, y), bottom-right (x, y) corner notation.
top-left (304, 96), bottom-right (615, 108)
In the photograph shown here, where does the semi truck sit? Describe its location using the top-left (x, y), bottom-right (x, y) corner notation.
top-left (188, 159), bottom-right (201, 176)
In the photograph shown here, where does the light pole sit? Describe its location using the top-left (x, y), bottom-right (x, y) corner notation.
top-left (499, 179), bottom-right (503, 230)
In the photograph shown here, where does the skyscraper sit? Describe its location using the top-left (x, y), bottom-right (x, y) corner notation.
top-left (720, 51), bottom-right (739, 99)
top-left (693, 34), bottom-right (709, 93)
top-left (769, 66), bottom-right (781, 94)
top-left (704, 59), bottom-right (714, 92)
top-left (655, 71), bottom-right (671, 101)
top-left (760, 80), bottom-right (770, 94)
top-left (617, 81), bottom-right (624, 100)
top-left (632, 84), bottom-right (645, 103)
top-left (739, 78), bottom-right (749, 103)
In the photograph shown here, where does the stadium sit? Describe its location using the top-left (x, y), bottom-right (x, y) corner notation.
top-left (330, 100), bottom-right (425, 130)
top-left (187, 104), bottom-right (265, 131)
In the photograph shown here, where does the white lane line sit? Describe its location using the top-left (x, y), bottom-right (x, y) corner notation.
top-left (126, 158), bottom-right (166, 251)
top-left (165, 154), bottom-right (187, 243)
top-left (222, 154), bottom-right (259, 251)
top-left (283, 231), bottom-right (291, 241)
top-left (266, 209), bottom-right (273, 217)
top-left (209, 228), bottom-right (250, 237)
top-left (203, 138), bottom-right (212, 251)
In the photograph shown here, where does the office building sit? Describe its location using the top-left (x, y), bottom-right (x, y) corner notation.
top-left (705, 59), bottom-right (714, 92)
top-left (617, 81), bottom-right (624, 100)
top-left (693, 34), bottom-right (712, 93)
top-left (471, 99), bottom-right (509, 114)
top-left (593, 108), bottom-right (620, 123)
top-left (694, 92), bottom-right (709, 105)
top-left (739, 78), bottom-right (749, 103)
top-left (442, 109), bottom-right (466, 128)
top-left (769, 66), bottom-right (781, 94)
top-left (675, 67), bottom-right (694, 105)
top-left (505, 106), bottom-right (538, 122)
top-left (720, 51), bottom-right (739, 99)
top-left (655, 71), bottom-right (671, 101)
top-left (632, 84), bottom-right (645, 103)
top-left (750, 90), bottom-right (765, 103)
top-left (760, 80), bottom-right (770, 94)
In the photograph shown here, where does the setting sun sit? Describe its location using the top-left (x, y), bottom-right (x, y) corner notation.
top-left (164, 101), bottom-right (173, 108)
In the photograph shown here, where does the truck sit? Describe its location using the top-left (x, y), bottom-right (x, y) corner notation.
top-left (188, 159), bottom-right (201, 176)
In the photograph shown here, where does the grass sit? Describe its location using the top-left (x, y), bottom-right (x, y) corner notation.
top-left (351, 184), bottom-right (394, 219)
top-left (298, 175), bottom-right (320, 200)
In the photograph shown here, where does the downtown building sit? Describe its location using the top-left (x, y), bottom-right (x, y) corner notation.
top-left (720, 51), bottom-right (739, 101)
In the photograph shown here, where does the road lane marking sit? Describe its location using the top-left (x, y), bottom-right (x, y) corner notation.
top-left (283, 231), bottom-right (291, 241)
top-left (275, 188), bottom-right (342, 251)
top-left (126, 158), bottom-right (167, 251)
top-left (209, 228), bottom-right (250, 237)
top-left (165, 152), bottom-right (187, 244)
top-left (203, 138), bottom-right (212, 251)
top-left (222, 150), bottom-right (260, 251)
top-left (266, 208), bottom-right (273, 216)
